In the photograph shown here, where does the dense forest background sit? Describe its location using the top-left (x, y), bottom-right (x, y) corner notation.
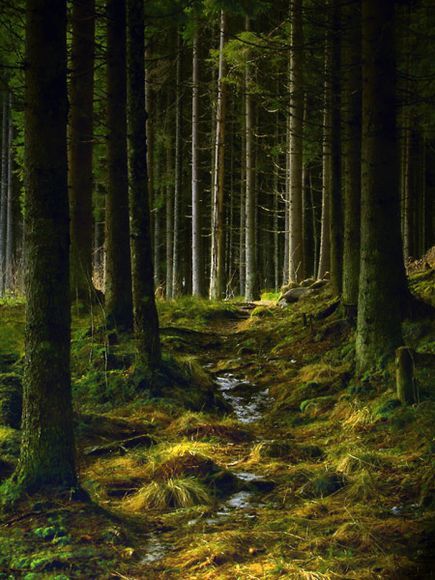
top-left (0, 0), bottom-right (434, 577)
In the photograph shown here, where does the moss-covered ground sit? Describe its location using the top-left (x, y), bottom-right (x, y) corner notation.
top-left (0, 275), bottom-right (434, 578)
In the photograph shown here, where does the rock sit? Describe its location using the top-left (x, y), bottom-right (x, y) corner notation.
top-left (0, 373), bottom-right (22, 428)
top-left (246, 478), bottom-right (276, 493)
top-left (310, 279), bottom-right (329, 290)
top-left (281, 287), bottom-right (313, 304)
top-left (280, 282), bottom-right (299, 294)
top-left (300, 278), bottom-right (315, 288)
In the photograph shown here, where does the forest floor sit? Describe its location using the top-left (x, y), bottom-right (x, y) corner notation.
top-left (0, 272), bottom-right (434, 579)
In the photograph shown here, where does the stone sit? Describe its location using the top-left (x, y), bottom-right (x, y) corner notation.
top-left (281, 287), bottom-right (312, 303)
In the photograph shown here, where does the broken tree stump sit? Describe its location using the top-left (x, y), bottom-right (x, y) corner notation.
top-left (396, 346), bottom-right (418, 405)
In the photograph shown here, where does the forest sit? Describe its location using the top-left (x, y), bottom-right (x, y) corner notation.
top-left (0, 0), bottom-right (434, 577)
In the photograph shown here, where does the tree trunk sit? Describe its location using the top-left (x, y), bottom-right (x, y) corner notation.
top-left (317, 32), bottom-right (331, 280)
top-left (342, 0), bottom-right (361, 318)
top-left (288, 0), bottom-right (304, 283)
top-left (356, 0), bottom-right (407, 372)
top-left (192, 25), bottom-right (204, 297)
top-left (329, 0), bottom-right (343, 295)
top-left (0, 94), bottom-right (7, 296)
top-left (5, 92), bottom-right (14, 292)
top-left (244, 16), bottom-right (259, 301)
top-left (172, 32), bottom-right (182, 297)
top-left (126, 0), bottom-right (161, 370)
top-left (396, 346), bottom-right (417, 405)
top-left (209, 10), bottom-right (227, 300)
top-left (13, 0), bottom-right (76, 492)
top-left (105, 0), bottom-right (133, 330)
top-left (69, 0), bottom-right (95, 303)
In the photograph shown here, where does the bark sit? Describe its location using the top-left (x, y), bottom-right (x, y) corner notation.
top-left (317, 33), bottom-right (331, 280)
top-left (69, 0), bottom-right (95, 302)
top-left (172, 32), bottom-right (182, 297)
top-left (127, 0), bottom-right (161, 370)
top-left (342, 0), bottom-right (361, 317)
top-left (396, 347), bottom-right (417, 405)
top-left (165, 125), bottom-right (173, 300)
top-left (5, 92), bottom-right (13, 291)
top-left (0, 94), bottom-right (7, 296)
top-left (14, 0), bottom-right (76, 491)
top-left (209, 10), bottom-right (227, 300)
top-left (191, 25), bottom-right (204, 296)
top-left (244, 16), bottom-right (259, 301)
top-left (288, 0), bottom-right (304, 283)
top-left (356, 0), bottom-right (407, 372)
top-left (105, 0), bottom-right (133, 330)
top-left (329, 0), bottom-right (343, 295)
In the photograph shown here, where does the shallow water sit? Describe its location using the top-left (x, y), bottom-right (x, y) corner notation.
top-left (215, 373), bottom-right (270, 424)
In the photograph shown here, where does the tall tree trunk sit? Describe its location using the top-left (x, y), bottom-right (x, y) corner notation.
top-left (244, 16), bottom-right (258, 301)
top-left (191, 25), bottom-right (204, 296)
top-left (356, 0), bottom-right (407, 372)
top-left (209, 10), bottom-right (227, 300)
top-left (172, 32), bottom-right (182, 297)
top-left (165, 121), bottom-right (174, 299)
top-left (317, 30), bottom-right (331, 280)
top-left (13, 0), bottom-right (76, 492)
top-left (329, 0), bottom-right (343, 295)
top-left (5, 92), bottom-right (13, 291)
top-left (105, 0), bottom-right (133, 330)
top-left (69, 0), bottom-right (95, 302)
top-left (127, 0), bottom-right (161, 370)
top-left (0, 94), bottom-right (7, 296)
top-left (288, 0), bottom-right (304, 283)
top-left (342, 0), bottom-right (361, 318)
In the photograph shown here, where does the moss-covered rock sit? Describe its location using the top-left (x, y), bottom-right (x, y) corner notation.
top-left (0, 373), bottom-right (22, 428)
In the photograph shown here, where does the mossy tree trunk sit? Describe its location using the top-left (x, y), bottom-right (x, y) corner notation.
top-left (13, 0), bottom-right (76, 492)
top-left (105, 0), bottom-right (133, 330)
top-left (69, 0), bottom-right (95, 303)
top-left (126, 0), bottom-right (161, 370)
top-left (356, 0), bottom-right (408, 372)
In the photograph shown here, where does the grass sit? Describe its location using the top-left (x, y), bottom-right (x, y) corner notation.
top-left (124, 477), bottom-right (211, 510)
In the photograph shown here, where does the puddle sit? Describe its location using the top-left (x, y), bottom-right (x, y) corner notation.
top-left (215, 373), bottom-right (271, 424)
top-left (141, 532), bottom-right (169, 564)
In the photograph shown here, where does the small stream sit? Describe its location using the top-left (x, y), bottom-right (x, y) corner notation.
top-left (141, 372), bottom-right (273, 567)
top-left (215, 373), bottom-right (270, 424)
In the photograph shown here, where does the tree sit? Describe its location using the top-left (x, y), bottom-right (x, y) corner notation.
top-left (356, 0), bottom-right (408, 372)
top-left (244, 15), bottom-right (259, 301)
top-left (341, 0), bottom-right (361, 319)
top-left (288, 0), bottom-right (304, 283)
top-left (191, 21), bottom-right (204, 297)
top-left (10, 0), bottom-right (76, 493)
top-left (69, 0), bottom-right (96, 302)
top-left (127, 0), bottom-right (161, 370)
top-left (209, 10), bottom-right (227, 300)
top-left (105, 0), bottom-right (133, 330)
